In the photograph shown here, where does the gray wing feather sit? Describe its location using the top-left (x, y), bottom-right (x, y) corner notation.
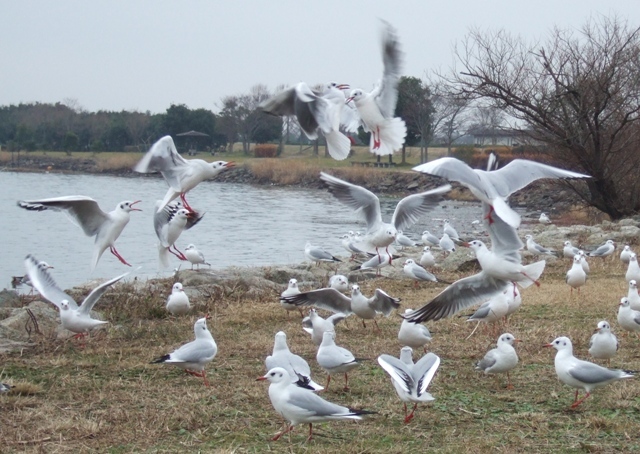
top-left (320, 172), bottom-right (382, 230)
top-left (391, 185), bottom-right (451, 232)
top-left (489, 160), bottom-right (590, 198)
top-left (282, 288), bottom-right (353, 315)
top-left (483, 202), bottom-right (523, 262)
top-left (377, 355), bottom-right (413, 394)
top-left (414, 353), bottom-right (440, 396)
top-left (287, 388), bottom-right (350, 417)
top-left (413, 158), bottom-right (488, 198)
top-left (468, 301), bottom-right (492, 321)
top-left (374, 20), bottom-right (403, 118)
top-left (412, 266), bottom-right (437, 282)
top-left (134, 136), bottom-right (190, 192)
top-left (404, 272), bottom-right (508, 322)
top-left (327, 313), bottom-right (348, 326)
top-left (18, 196), bottom-right (108, 237)
top-left (78, 271), bottom-right (129, 315)
top-left (171, 339), bottom-right (217, 364)
top-left (475, 350), bottom-right (498, 371)
top-left (24, 254), bottom-right (77, 310)
top-left (568, 362), bottom-right (625, 384)
top-left (370, 289), bottom-right (401, 315)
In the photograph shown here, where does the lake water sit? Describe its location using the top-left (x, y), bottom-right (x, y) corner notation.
top-left (0, 171), bottom-right (485, 290)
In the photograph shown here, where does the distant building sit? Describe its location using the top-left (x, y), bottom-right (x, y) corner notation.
top-left (468, 127), bottom-right (523, 147)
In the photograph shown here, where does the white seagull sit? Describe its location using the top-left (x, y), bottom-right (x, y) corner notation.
top-left (329, 275), bottom-right (350, 292)
top-left (627, 280), bottom-right (640, 310)
top-left (18, 196), bottom-right (141, 270)
top-left (525, 235), bottom-right (556, 256)
top-left (257, 367), bottom-right (372, 441)
top-left (281, 278), bottom-right (304, 317)
top-left (155, 204), bottom-right (192, 268)
top-left (304, 241), bottom-right (341, 265)
top-left (475, 333), bottom-right (520, 389)
top-left (282, 284), bottom-right (400, 330)
top-left (625, 253), bottom-right (640, 283)
top-left (398, 309), bottom-right (432, 352)
top-left (134, 135), bottom-right (234, 213)
top-left (563, 241), bottom-right (581, 259)
top-left (265, 331), bottom-right (324, 392)
top-left (566, 255), bottom-right (587, 294)
top-left (260, 82), bottom-right (352, 160)
top-left (24, 254), bottom-right (128, 338)
top-left (403, 259), bottom-right (437, 288)
top-left (466, 291), bottom-right (510, 334)
top-left (302, 309), bottom-right (347, 346)
top-left (588, 321), bottom-right (618, 365)
top-left (404, 202), bottom-right (546, 323)
top-left (539, 212), bottom-right (551, 224)
top-left (421, 230), bottom-right (440, 247)
top-left (443, 219), bottom-right (460, 241)
top-left (184, 244), bottom-right (210, 270)
top-left (377, 348), bottom-right (440, 423)
top-left (419, 246), bottom-right (436, 268)
top-left (617, 297), bottom-right (640, 336)
top-left (589, 240), bottom-right (615, 258)
top-left (345, 21), bottom-right (406, 157)
top-left (320, 172), bottom-right (450, 258)
top-left (316, 331), bottom-right (361, 391)
top-left (438, 233), bottom-right (456, 255)
top-left (578, 250), bottom-right (590, 274)
top-left (412, 154), bottom-right (590, 228)
top-left (360, 252), bottom-right (393, 276)
top-left (544, 336), bottom-right (634, 408)
top-left (151, 316), bottom-right (217, 386)
top-left (166, 282), bottom-right (190, 315)
top-left (620, 245), bottom-right (634, 264)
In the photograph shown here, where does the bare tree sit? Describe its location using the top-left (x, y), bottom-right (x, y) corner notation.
top-left (442, 16), bottom-right (640, 219)
top-left (428, 82), bottom-right (471, 156)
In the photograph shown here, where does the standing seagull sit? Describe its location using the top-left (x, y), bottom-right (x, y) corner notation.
top-left (151, 316), bottom-right (217, 386)
top-left (438, 233), bottom-right (456, 255)
top-left (260, 82), bottom-right (352, 160)
top-left (525, 235), bottom-right (556, 257)
top-left (421, 230), bottom-right (440, 247)
top-left (134, 135), bottom-right (234, 213)
top-left (617, 297), bottom-right (640, 336)
top-left (620, 245), bottom-right (634, 264)
top-left (398, 309), bottom-right (432, 352)
top-left (566, 255), bottom-right (587, 295)
top-left (18, 196), bottom-right (141, 270)
top-left (563, 241), bottom-right (581, 259)
top-left (302, 309), bottom-right (347, 346)
top-left (257, 367), bottom-right (372, 442)
top-left (588, 321), bottom-right (618, 365)
top-left (166, 283), bottom-right (191, 315)
top-left (443, 220), bottom-right (460, 241)
top-left (316, 331), bottom-right (361, 391)
top-left (184, 244), bottom-right (211, 270)
top-left (320, 172), bottom-right (450, 258)
top-left (281, 278), bottom-right (304, 317)
top-left (265, 331), bottom-right (324, 392)
top-left (544, 336), bottom-right (634, 408)
top-left (625, 253), bottom-right (640, 283)
top-left (24, 254), bottom-right (129, 338)
top-left (589, 240), bottom-right (616, 259)
top-left (419, 246), bottom-right (436, 268)
top-left (475, 333), bottom-right (520, 390)
top-left (412, 154), bottom-right (590, 228)
top-left (304, 241), bottom-right (341, 265)
top-left (345, 21), bottom-right (406, 158)
top-left (403, 259), bottom-right (437, 288)
top-left (377, 348), bottom-right (440, 423)
top-left (627, 280), bottom-right (640, 310)
top-left (539, 212), bottom-right (551, 224)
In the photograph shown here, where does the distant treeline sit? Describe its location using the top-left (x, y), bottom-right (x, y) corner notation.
top-left (0, 101), bottom-right (280, 153)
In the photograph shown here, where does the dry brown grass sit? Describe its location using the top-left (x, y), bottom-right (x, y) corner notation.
top-left (93, 153), bottom-right (142, 172)
top-left (2, 258), bottom-right (640, 452)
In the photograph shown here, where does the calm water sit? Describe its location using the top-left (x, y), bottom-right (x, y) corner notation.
top-left (0, 171), bottom-right (485, 290)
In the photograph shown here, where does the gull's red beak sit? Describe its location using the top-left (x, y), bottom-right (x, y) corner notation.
top-left (542, 343), bottom-right (553, 348)
top-left (130, 200), bottom-right (142, 211)
top-left (256, 375), bottom-right (268, 381)
top-left (345, 97), bottom-right (354, 104)
top-left (224, 162), bottom-right (235, 168)
top-left (514, 339), bottom-right (522, 343)
top-left (461, 242), bottom-right (471, 247)
top-left (205, 313), bottom-right (211, 320)
top-left (336, 84), bottom-right (350, 90)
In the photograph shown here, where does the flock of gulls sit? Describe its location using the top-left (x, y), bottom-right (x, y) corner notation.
top-left (4, 20), bottom-right (639, 443)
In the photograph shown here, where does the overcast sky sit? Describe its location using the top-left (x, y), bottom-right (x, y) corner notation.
top-left (3, 1), bottom-right (639, 114)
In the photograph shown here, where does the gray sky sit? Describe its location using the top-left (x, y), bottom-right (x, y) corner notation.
top-left (3, 1), bottom-right (639, 114)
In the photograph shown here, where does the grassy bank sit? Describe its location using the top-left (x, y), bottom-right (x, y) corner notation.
top-left (1, 256), bottom-right (639, 452)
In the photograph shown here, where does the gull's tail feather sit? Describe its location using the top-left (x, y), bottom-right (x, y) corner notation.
top-left (158, 244), bottom-right (171, 269)
top-left (325, 130), bottom-right (351, 161)
top-left (91, 246), bottom-right (107, 272)
top-left (492, 197), bottom-right (521, 229)
top-left (519, 260), bottom-right (546, 289)
top-left (157, 189), bottom-right (179, 213)
top-left (371, 117), bottom-right (406, 156)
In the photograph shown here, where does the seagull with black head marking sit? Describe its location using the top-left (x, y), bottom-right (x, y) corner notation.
top-left (24, 254), bottom-right (129, 338)
top-left (320, 171), bottom-right (450, 260)
top-left (18, 196), bottom-right (141, 270)
top-left (154, 202), bottom-right (197, 268)
top-left (134, 135), bottom-right (234, 213)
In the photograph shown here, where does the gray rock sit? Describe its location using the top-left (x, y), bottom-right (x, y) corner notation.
top-left (0, 289), bottom-right (21, 308)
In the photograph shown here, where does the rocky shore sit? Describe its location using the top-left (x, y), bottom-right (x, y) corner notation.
top-left (2, 214), bottom-right (638, 353)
